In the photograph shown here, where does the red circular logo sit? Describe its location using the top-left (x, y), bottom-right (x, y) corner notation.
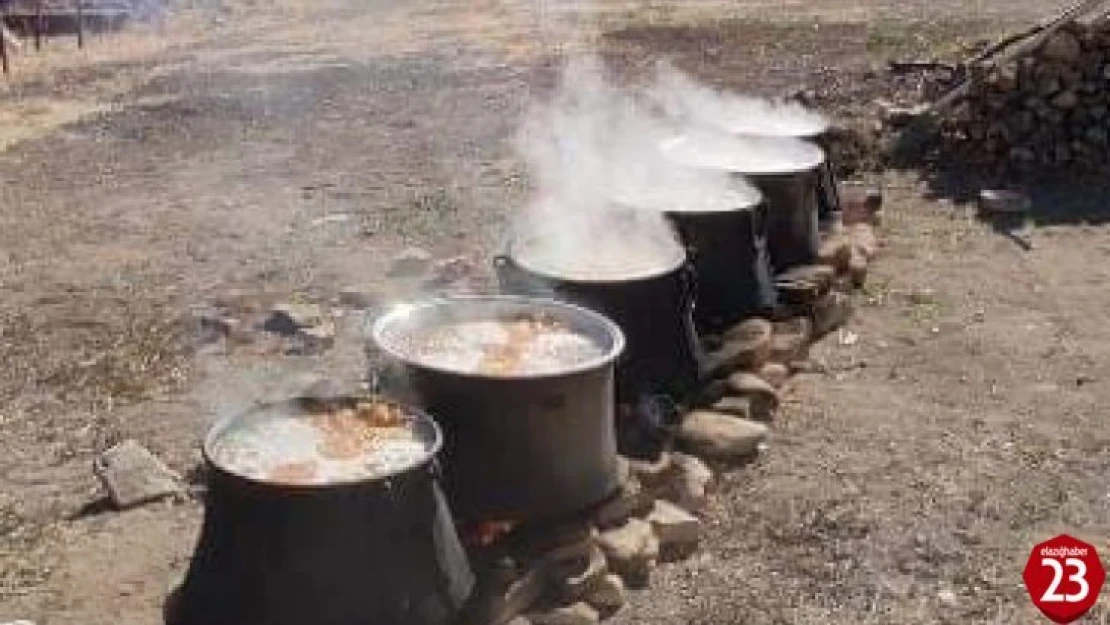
top-left (1023, 534), bottom-right (1105, 623)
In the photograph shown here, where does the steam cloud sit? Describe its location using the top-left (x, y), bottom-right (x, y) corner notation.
top-left (511, 55), bottom-right (765, 278)
top-left (648, 60), bottom-right (829, 139)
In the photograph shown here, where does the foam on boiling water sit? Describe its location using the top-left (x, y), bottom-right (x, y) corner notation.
top-left (613, 181), bottom-right (762, 214)
top-left (209, 402), bottom-right (431, 485)
top-left (511, 200), bottom-right (686, 281)
top-left (660, 130), bottom-right (825, 176)
top-left (405, 318), bottom-right (604, 376)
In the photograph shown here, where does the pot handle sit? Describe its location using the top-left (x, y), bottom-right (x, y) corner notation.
top-left (679, 261), bottom-right (698, 312)
top-left (492, 254), bottom-right (516, 293)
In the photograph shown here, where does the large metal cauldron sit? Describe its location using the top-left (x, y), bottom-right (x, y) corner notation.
top-left (171, 397), bottom-right (474, 625)
top-left (612, 185), bottom-right (777, 335)
top-left (493, 235), bottom-right (701, 405)
top-left (661, 133), bottom-right (827, 274)
top-left (715, 113), bottom-right (842, 227)
top-left (370, 296), bottom-right (625, 523)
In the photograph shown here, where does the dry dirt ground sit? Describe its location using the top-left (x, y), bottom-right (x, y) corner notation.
top-left (2, 1), bottom-right (1109, 624)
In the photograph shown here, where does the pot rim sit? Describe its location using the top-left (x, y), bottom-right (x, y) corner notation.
top-left (659, 133), bottom-right (826, 176)
top-left (202, 395), bottom-right (443, 491)
top-left (369, 294), bottom-right (627, 381)
top-left (721, 121), bottom-right (830, 141)
top-left (505, 237), bottom-right (688, 285)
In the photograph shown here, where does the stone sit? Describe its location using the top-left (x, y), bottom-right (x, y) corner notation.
top-left (758, 362), bottom-right (791, 389)
top-left (529, 602), bottom-right (599, 625)
top-left (263, 302), bottom-right (323, 335)
top-left (840, 187), bottom-right (882, 226)
top-left (710, 396), bottom-right (753, 419)
top-left (646, 499), bottom-right (701, 548)
top-left (557, 546), bottom-right (608, 602)
top-left (813, 291), bottom-right (854, 338)
top-left (848, 223), bottom-right (879, 260)
top-left (770, 317), bottom-right (812, 364)
top-left (506, 618), bottom-right (534, 625)
top-left (624, 452), bottom-right (675, 489)
top-left (848, 247), bottom-right (869, 288)
top-left (703, 318), bottom-right (773, 376)
top-left (583, 573), bottom-right (627, 615)
top-left (593, 475), bottom-right (652, 529)
top-left (467, 561), bottom-right (547, 625)
top-left (94, 440), bottom-right (184, 509)
top-left (864, 188), bottom-right (883, 212)
top-left (1041, 31), bottom-right (1083, 63)
top-left (727, 372), bottom-right (780, 421)
top-left (300, 320), bottom-right (336, 346)
top-left (387, 246), bottom-right (433, 277)
top-left (195, 309), bottom-right (241, 344)
top-left (817, 235), bottom-right (852, 273)
top-left (300, 376), bottom-right (358, 400)
top-left (596, 519), bottom-right (659, 581)
top-left (665, 453), bottom-right (713, 512)
top-left (1051, 90), bottom-right (1080, 109)
top-left (426, 255), bottom-right (479, 287)
top-left (338, 286), bottom-right (376, 309)
top-left (677, 410), bottom-right (768, 460)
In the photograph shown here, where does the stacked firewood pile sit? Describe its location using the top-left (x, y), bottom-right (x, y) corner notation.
top-left (937, 15), bottom-right (1110, 175)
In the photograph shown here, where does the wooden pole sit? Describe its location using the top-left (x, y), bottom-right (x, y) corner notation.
top-left (0, 19), bottom-right (8, 75)
top-left (33, 0), bottom-right (42, 51)
top-left (76, 0), bottom-right (83, 48)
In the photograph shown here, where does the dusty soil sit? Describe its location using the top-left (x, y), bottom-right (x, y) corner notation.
top-left (1, 1), bottom-right (1107, 624)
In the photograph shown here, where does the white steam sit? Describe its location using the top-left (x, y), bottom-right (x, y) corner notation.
top-left (511, 55), bottom-right (763, 280)
top-left (660, 127), bottom-right (826, 176)
top-left (648, 61), bottom-right (829, 139)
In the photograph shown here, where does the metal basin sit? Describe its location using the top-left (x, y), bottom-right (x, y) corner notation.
top-left (370, 295), bottom-right (625, 523)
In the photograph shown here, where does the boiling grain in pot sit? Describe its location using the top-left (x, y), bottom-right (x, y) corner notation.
top-left (405, 317), bottom-right (604, 376)
top-left (209, 400), bottom-right (431, 485)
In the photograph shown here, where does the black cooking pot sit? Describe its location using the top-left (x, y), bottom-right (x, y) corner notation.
top-left (720, 118), bottom-right (843, 228)
top-left (370, 296), bottom-right (625, 523)
top-left (660, 133), bottom-right (827, 274)
top-left (170, 397), bottom-right (473, 625)
top-left (745, 165), bottom-right (823, 273)
top-left (616, 188), bottom-right (778, 334)
top-left (492, 242), bottom-right (701, 405)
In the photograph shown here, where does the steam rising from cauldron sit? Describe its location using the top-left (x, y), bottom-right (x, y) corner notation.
top-left (648, 60), bottom-right (829, 138)
top-left (511, 55), bottom-right (763, 274)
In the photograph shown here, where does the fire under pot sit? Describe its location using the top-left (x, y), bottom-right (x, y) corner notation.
top-left (170, 396), bottom-right (474, 625)
top-left (370, 295), bottom-right (625, 524)
top-left (661, 132), bottom-right (827, 274)
top-left (611, 182), bottom-right (777, 335)
top-left (493, 218), bottom-right (701, 405)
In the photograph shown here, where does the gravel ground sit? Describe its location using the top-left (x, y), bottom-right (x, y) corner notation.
top-left (1, 1), bottom-right (1107, 624)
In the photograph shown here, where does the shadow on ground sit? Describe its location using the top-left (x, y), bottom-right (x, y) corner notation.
top-left (888, 121), bottom-right (1110, 230)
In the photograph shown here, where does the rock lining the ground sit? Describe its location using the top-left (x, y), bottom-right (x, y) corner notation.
top-left (94, 440), bottom-right (184, 510)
